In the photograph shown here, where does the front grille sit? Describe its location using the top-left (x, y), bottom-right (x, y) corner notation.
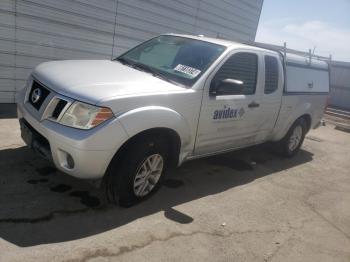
top-left (51, 99), bottom-right (68, 119)
top-left (29, 81), bottom-right (50, 110)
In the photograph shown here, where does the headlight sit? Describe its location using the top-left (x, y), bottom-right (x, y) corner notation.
top-left (59, 101), bottom-right (114, 130)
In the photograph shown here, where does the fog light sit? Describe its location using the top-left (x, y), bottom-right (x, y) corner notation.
top-left (66, 153), bottom-right (75, 169)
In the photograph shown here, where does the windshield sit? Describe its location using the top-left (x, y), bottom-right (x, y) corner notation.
top-left (115, 35), bottom-right (226, 87)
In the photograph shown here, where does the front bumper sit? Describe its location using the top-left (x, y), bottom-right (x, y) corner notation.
top-left (17, 102), bottom-right (129, 179)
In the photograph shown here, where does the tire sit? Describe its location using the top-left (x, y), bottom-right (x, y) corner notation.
top-left (104, 135), bottom-right (169, 207)
top-left (276, 118), bottom-right (307, 157)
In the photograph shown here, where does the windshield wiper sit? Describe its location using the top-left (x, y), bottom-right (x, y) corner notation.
top-left (117, 59), bottom-right (182, 86)
top-left (131, 62), bottom-right (181, 86)
top-left (131, 62), bottom-right (157, 74)
top-left (117, 58), bottom-right (155, 74)
top-left (116, 57), bottom-right (133, 66)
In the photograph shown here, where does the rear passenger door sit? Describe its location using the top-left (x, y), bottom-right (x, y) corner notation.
top-left (255, 54), bottom-right (284, 141)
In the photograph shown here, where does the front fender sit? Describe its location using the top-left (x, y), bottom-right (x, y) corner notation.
top-left (117, 106), bottom-right (192, 150)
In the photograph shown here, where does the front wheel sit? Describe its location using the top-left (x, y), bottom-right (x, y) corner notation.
top-left (133, 153), bottom-right (164, 198)
top-left (104, 135), bottom-right (169, 207)
top-left (277, 118), bottom-right (307, 157)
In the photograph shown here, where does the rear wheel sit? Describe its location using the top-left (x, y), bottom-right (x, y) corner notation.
top-left (277, 118), bottom-right (307, 157)
top-left (104, 135), bottom-right (169, 207)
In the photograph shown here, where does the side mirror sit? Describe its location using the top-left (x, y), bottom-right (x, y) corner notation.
top-left (210, 78), bottom-right (244, 96)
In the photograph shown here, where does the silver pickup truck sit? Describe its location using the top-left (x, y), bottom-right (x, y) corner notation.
top-left (17, 34), bottom-right (329, 206)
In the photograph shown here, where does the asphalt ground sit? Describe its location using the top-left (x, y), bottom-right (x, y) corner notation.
top-left (0, 105), bottom-right (349, 261)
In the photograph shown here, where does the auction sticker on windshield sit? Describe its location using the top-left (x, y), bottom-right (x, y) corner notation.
top-left (174, 64), bottom-right (201, 78)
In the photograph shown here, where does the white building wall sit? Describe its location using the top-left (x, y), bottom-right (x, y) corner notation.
top-left (0, 0), bottom-right (263, 103)
top-left (0, 0), bottom-right (16, 103)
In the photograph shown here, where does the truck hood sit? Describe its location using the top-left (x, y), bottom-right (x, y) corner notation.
top-left (32, 60), bottom-right (186, 104)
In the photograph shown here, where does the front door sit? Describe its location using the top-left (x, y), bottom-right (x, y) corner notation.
top-left (194, 50), bottom-right (265, 155)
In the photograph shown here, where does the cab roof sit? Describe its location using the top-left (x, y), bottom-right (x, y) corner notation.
top-left (167, 33), bottom-right (329, 70)
top-left (167, 33), bottom-right (277, 54)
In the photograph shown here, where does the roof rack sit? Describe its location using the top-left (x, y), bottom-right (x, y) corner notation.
top-left (247, 41), bottom-right (332, 65)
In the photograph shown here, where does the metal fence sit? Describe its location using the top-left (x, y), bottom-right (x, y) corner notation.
top-left (329, 61), bottom-right (350, 110)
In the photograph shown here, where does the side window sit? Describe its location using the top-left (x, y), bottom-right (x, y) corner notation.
top-left (211, 52), bottom-right (258, 95)
top-left (264, 55), bottom-right (279, 94)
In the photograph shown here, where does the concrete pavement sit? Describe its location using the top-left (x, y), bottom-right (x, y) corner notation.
top-left (0, 108), bottom-right (349, 261)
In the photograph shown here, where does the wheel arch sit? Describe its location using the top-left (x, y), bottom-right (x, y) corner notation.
top-left (272, 113), bottom-right (312, 141)
top-left (107, 127), bottom-right (182, 175)
top-left (118, 105), bottom-right (191, 140)
top-left (283, 114), bottom-right (312, 137)
top-left (299, 114), bottom-right (312, 131)
top-left (106, 106), bottom-right (193, 173)
top-left (119, 105), bottom-right (191, 152)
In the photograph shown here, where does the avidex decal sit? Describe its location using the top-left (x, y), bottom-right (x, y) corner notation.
top-left (213, 105), bottom-right (245, 120)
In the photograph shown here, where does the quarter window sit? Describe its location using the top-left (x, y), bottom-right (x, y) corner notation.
top-left (264, 55), bottom-right (279, 94)
top-left (211, 52), bottom-right (258, 95)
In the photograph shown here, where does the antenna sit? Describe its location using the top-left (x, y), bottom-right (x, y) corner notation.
top-left (308, 49), bottom-right (312, 64)
top-left (312, 46), bottom-right (317, 56)
top-left (283, 42), bottom-right (287, 68)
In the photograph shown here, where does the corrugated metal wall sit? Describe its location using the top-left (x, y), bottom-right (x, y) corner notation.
top-left (329, 61), bottom-right (350, 110)
top-left (0, 0), bottom-right (263, 103)
top-left (0, 0), bottom-right (15, 103)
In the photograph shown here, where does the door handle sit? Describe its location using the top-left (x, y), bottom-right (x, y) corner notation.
top-left (248, 101), bottom-right (260, 108)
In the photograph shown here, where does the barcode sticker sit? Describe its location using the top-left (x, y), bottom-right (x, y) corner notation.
top-left (174, 64), bottom-right (201, 78)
